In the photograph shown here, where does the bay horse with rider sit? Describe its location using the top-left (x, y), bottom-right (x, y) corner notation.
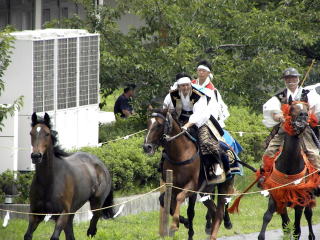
top-left (143, 73), bottom-right (240, 240)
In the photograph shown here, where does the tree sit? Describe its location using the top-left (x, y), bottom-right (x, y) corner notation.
top-left (0, 29), bottom-right (23, 131)
top-left (51, 0), bottom-right (320, 112)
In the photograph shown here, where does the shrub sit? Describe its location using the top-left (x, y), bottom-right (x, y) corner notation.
top-left (0, 170), bottom-right (34, 204)
top-left (99, 114), bottom-right (146, 143)
top-left (81, 136), bottom-right (161, 193)
top-left (225, 106), bottom-right (269, 163)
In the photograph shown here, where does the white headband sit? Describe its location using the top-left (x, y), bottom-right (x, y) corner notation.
top-left (177, 77), bottom-right (191, 85)
top-left (197, 65), bottom-right (211, 72)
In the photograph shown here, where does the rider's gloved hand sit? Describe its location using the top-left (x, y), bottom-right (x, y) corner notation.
top-left (181, 126), bottom-right (188, 132)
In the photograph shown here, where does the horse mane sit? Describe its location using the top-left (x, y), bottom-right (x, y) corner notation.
top-left (151, 108), bottom-right (180, 125)
top-left (31, 116), bottom-right (71, 158)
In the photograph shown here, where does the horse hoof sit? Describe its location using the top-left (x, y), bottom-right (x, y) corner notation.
top-left (183, 220), bottom-right (190, 229)
top-left (87, 228), bottom-right (97, 237)
top-left (224, 220), bottom-right (232, 230)
top-left (205, 226), bottom-right (212, 235)
top-left (169, 227), bottom-right (178, 237)
top-left (309, 234), bottom-right (315, 240)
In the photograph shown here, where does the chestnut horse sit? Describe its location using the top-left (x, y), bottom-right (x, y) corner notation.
top-left (143, 111), bottom-right (234, 240)
top-left (24, 113), bottom-right (114, 240)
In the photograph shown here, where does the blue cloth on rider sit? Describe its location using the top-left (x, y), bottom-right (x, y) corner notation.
top-left (222, 129), bottom-right (243, 155)
top-left (192, 84), bottom-right (210, 96)
top-left (219, 141), bottom-right (243, 178)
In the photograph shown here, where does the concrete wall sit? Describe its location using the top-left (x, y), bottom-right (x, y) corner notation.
top-left (0, 192), bottom-right (161, 223)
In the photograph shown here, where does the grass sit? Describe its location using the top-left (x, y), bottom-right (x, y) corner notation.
top-left (1, 165), bottom-right (319, 240)
top-left (101, 89), bottom-right (123, 112)
top-left (1, 197), bottom-right (319, 240)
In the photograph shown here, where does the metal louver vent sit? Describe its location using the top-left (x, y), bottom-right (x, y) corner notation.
top-left (33, 40), bottom-right (54, 112)
top-left (57, 38), bottom-right (77, 109)
top-left (79, 36), bottom-right (98, 106)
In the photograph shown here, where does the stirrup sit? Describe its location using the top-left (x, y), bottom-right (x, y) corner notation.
top-left (206, 171), bottom-right (226, 185)
top-left (214, 163), bottom-right (224, 176)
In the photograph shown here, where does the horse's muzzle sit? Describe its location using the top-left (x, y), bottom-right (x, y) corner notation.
top-left (31, 152), bottom-right (43, 164)
top-left (143, 143), bottom-right (155, 155)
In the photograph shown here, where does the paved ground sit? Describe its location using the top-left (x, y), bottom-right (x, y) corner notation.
top-left (218, 224), bottom-right (320, 239)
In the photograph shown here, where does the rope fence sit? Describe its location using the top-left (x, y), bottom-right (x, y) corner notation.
top-left (0, 129), bottom-right (270, 151)
top-left (1, 168), bottom-right (319, 218)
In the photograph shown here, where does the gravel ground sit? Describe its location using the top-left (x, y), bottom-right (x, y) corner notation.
top-left (217, 224), bottom-right (320, 239)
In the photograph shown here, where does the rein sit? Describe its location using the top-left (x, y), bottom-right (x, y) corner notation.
top-left (150, 112), bottom-right (198, 165)
top-left (162, 149), bottom-right (199, 166)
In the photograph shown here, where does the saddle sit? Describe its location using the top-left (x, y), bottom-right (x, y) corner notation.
top-left (202, 142), bottom-right (242, 185)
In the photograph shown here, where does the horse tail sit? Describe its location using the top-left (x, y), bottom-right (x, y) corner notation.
top-left (102, 188), bottom-right (114, 219)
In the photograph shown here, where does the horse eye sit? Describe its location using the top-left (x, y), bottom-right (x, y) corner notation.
top-left (45, 133), bottom-right (50, 137)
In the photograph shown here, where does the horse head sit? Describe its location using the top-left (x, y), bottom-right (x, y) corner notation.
top-left (282, 101), bottom-right (310, 136)
top-left (143, 110), bottom-right (175, 155)
top-left (30, 112), bottom-right (53, 164)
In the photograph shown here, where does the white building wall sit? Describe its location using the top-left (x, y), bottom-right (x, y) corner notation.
top-left (0, 109), bottom-right (19, 173)
top-left (0, 29), bottom-right (100, 173)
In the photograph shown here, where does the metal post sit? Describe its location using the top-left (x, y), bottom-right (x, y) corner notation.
top-left (160, 169), bottom-right (173, 237)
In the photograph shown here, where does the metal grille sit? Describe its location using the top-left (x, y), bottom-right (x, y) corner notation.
top-left (33, 40), bottom-right (54, 112)
top-left (57, 38), bottom-right (77, 109)
top-left (79, 37), bottom-right (89, 106)
top-left (79, 36), bottom-right (98, 106)
top-left (89, 36), bottom-right (99, 104)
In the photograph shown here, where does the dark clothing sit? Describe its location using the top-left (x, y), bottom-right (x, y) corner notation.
top-left (114, 94), bottom-right (133, 118)
top-left (169, 87), bottom-right (211, 108)
top-left (275, 88), bottom-right (309, 104)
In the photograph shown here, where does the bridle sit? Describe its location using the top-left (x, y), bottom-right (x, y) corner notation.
top-left (150, 112), bottom-right (196, 143)
top-left (149, 112), bottom-right (199, 166)
top-left (290, 102), bottom-right (310, 135)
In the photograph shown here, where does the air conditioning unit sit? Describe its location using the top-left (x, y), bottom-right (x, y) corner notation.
top-left (0, 29), bottom-right (100, 172)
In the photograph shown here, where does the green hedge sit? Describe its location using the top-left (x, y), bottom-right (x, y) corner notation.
top-left (225, 106), bottom-right (268, 162)
top-left (81, 136), bottom-right (160, 194)
top-left (0, 170), bottom-right (34, 204)
top-left (99, 114), bottom-right (146, 143)
top-left (0, 105), bottom-right (269, 202)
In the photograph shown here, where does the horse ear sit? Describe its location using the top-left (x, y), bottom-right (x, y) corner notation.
top-left (31, 112), bottom-right (37, 126)
top-left (44, 113), bottom-right (51, 126)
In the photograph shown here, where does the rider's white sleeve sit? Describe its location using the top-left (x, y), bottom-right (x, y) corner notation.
top-left (216, 89), bottom-right (230, 128)
top-left (163, 93), bottom-right (174, 110)
top-left (262, 96), bottom-right (281, 128)
top-left (307, 89), bottom-right (320, 116)
top-left (189, 95), bottom-right (210, 127)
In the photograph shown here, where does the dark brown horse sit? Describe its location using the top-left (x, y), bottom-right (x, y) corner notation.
top-left (143, 110), bottom-right (234, 240)
top-left (257, 102), bottom-right (320, 240)
top-left (24, 113), bottom-right (114, 240)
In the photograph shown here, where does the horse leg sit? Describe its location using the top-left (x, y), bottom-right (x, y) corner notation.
top-left (186, 194), bottom-right (197, 240)
top-left (209, 185), bottom-right (229, 240)
top-left (170, 183), bottom-right (195, 236)
top-left (202, 198), bottom-right (216, 235)
top-left (64, 214), bottom-right (75, 240)
top-left (205, 208), bottom-right (212, 234)
top-left (87, 199), bottom-right (103, 237)
top-left (50, 213), bottom-right (70, 240)
top-left (179, 215), bottom-right (189, 229)
top-left (258, 197), bottom-right (276, 240)
top-left (304, 206), bottom-right (315, 240)
top-left (24, 215), bottom-right (45, 240)
top-left (223, 203), bottom-right (232, 230)
top-left (280, 208), bottom-right (290, 235)
top-left (293, 205), bottom-right (303, 239)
